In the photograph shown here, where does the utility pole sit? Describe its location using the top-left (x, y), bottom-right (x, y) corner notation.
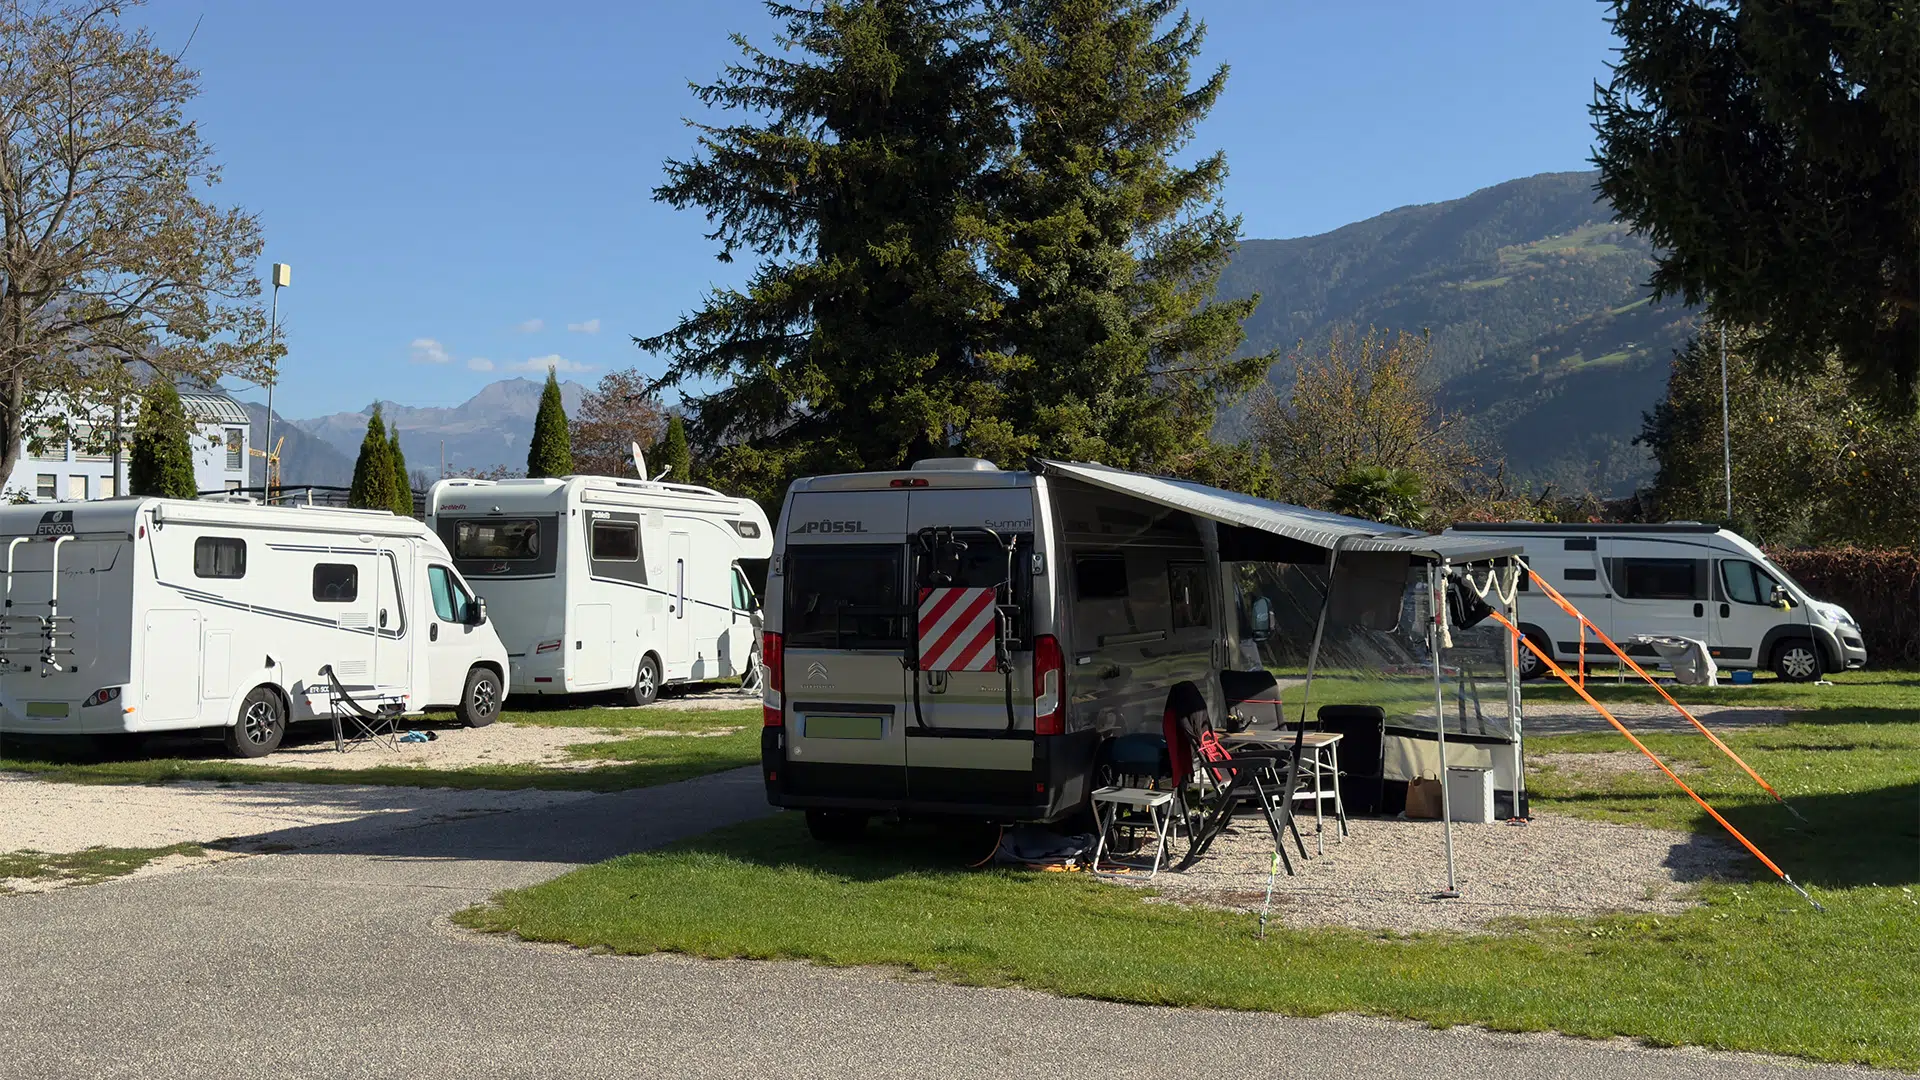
top-left (439, 439), bottom-right (445, 480)
top-left (264, 263), bottom-right (291, 499)
top-left (1720, 320), bottom-right (1732, 521)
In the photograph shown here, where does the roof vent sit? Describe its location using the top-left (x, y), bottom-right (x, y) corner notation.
top-left (910, 457), bottom-right (999, 472)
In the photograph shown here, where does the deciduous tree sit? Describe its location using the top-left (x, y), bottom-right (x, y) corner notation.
top-left (569, 366), bottom-right (666, 477)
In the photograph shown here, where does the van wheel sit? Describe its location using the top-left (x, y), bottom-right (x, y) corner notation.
top-left (226, 687), bottom-right (286, 758)
top-left (805, 810), bottom-right (869, 844)
top-left (1771, 640), bottom-right (1820, 682)
top-left (624, 654), bottom-right (660, 707)
top-left (1515, 626), bottom-right (1554, 680)
top-left (458, 667), bottom-right (503, 727)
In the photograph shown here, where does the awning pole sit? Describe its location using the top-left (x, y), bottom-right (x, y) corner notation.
top-left (1506, 558), bottom-right (1525, 819)
top-left (1294, 535), bottom-right (1350, 728)
top-left (1431, 561), bottom-right (1459, 898)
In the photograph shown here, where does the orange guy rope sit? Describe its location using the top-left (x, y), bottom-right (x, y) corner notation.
top-left (1523, 567), bottom-right (1801, 819)
top-left (1490, 608), bottom-right (1822, 911)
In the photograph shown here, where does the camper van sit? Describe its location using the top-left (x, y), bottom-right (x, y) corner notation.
top-left (1446, 522), bottom-right (1866, 681)
top-left (0, 498), bottom-right (509, 757)
top-left (761, 457), bottom-right (1232, 840)
top-left (426, 475), bottom-right (773, 703)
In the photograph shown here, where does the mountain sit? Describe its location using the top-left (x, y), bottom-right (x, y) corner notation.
top-left (242, 401), bottom-right (356, 488)
top-left (288, 377), bottom-right (590, 484)
top-left (1217, 171), bottom-right (1697, 495)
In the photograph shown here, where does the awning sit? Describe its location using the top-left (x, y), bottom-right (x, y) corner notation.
top-left (1035, 459), bottom-right (1522, 562)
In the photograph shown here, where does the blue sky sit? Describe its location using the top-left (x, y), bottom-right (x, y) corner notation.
top-left (132, 0), bottom-right (1620, 418)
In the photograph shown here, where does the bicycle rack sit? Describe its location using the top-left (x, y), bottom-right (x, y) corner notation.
top-left (0, 535), bottom-right (79, 678)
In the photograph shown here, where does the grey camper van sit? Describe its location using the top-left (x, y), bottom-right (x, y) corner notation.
top-left (759, 458), bottom-right (1228, 839)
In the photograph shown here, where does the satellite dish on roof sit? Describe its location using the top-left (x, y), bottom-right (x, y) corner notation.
top-left (631, 441), bottom-right (646, 479)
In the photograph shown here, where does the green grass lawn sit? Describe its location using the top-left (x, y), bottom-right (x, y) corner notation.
top-left (459, 701), bottom-right (1920, 1068)
top-left (0, 842), bottom-right (207, 893)
top-left (1522, 666), bottom-right (1916, 710)
top-left (0, 705), bottom-right (762, 792)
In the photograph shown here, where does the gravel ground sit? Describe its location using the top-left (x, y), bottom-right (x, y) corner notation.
top-left (1103, 811), bottom-right (1742, 934)
top-left (1516, 700), bottom-right (1797, 735)
top-left (188, 720), bottom-right (637, 771)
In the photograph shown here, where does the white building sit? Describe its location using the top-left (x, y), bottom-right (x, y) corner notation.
top-left (5, 391), bottom-right (251, 502)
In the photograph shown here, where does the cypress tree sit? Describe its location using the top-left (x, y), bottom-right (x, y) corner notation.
top-left (127, 379), bottom-right (199, 499)
top-left (526, 368), bottom-right (573, 478)
top-left (387, 423), bottom-right (414, 517)
top-left (349, 406), bottom-right (396, 510)
top-left (657, 413), bottom-right (692, 483)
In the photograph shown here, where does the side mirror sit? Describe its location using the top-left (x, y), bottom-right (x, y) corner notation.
top-left (470, 596), bottom-right (488, 626)
top-left (1250, 596), bottom-right (1273, 642)
top-left (1770, 585), bottom-right (1793, 610)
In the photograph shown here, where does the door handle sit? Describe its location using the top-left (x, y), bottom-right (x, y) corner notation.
top-left (430, 624), bottom-right (438, 642)
top-left (1720, 603), bottom-right (1730, 618)
top-left (1692, 603), bottom-right (1703, 618)
top-left (379, 609), bottom-right (389, 628)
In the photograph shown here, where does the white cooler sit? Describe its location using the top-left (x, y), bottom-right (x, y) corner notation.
top-left (1446, 765), bottom-right (1495, 823)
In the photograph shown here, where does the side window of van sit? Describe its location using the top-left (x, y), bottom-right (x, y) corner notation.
top-left (1168, 562), bottom-right (1212, 630)
top-left (1721, 560), bottom-right (1778, 605)
top-left (428, 565), bottom-right (472, 623)
top-left (591, 521), bottom-right (640, 561)
top-left (1073, 553), bottom-right (1128, 599)
top-left (194, 537), bottom-right (245, 579)
top-left (1609, 558), bottom-right (1707, 600)
top-left (312, 563), bottom-right (358, 602)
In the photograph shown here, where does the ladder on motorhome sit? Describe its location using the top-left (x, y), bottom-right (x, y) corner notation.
top-left (0, 535), bottom-right (79, 678)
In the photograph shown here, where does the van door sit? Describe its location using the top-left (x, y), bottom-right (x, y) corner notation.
top-left (425, 564), bottom-right (483, 706)
top-left (1605, 549), bottom-right (1713, 659)
top-left (1713, 557), bottom-right (1783, 669)
top-left (142, 609), bottom-right (201, 722)
top-left (573, 604), bottom-right (613, 686)
top-left (312, 554), bottom-right (380, 687)
top-left (667, 530), bottom-right (692, 673)
top-left (779, 540), bottom-right (909, 804)
top-left (374, 549), bottom-right (411, 694)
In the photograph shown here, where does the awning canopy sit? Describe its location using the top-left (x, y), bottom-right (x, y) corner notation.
top-left (1035, 459), bottom-right (1522, 563)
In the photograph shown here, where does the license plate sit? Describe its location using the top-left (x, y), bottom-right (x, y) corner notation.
top-left (804, 714), bottom-right (885, 740)
top-left (26, 701), bottom-right (70, 718)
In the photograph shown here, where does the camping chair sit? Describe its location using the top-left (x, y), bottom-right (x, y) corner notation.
top-left (1089, 733), bottom-right (1186, 874)
top-left (319, 664), bottom-right (407, 752)
top-left (1163, 680), bottom-right (1310, 874)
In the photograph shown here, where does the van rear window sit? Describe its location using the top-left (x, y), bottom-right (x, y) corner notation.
top-left (455, 519), bottom-right (539, 560)
top-left (783, 545), bottom-right (906, 650)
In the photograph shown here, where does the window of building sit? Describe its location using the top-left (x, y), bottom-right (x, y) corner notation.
top-left (35, 474), bottom-right (55, 500)
top-left (67, 475), bottom-right (86, 501)
top-left (428, 565), bottom-right (473, 623)
top-left (454, 519), bottom-right (540, 560)
top-left (590, 521), bottom-right (640, 561)
top-left (312, 563), bottom-right (358, 602)
top-left (225, 480), bottom-right (243, 493)
top-left (98, 476), bottom-right (115, 499)
top-left (73, 426), bottom-right (113, 463)
top-left (1609, 558), bottom-right (1706, 601)
top-left (225, 428), bottom-right (244, 470)
top-left (30, 429), bottom-right (67, 462)
top-left (193, 537), bottom-right (246, 579)
top-left (1168, 561), bottom-right (1212, 630)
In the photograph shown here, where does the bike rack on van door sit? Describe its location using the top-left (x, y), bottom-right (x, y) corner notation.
top-left (907, 527), bottom-right (1023, 734)
top-left (0, 535), bottom-right (79, 677)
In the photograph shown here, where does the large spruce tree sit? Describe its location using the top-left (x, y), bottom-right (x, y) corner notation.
top-left (638, 0), bottom-right (1001, 505)
top-left (1593, 0), bottom-right (1919, 410)
top-left (348, 406), bottom-right (396, 510)
top-left (657, 413), bottom-right (692, 483)
top-left (969, 0), bottom-right (1271, 484)
top-left (127, 378), bottom-right (198, 499)
top-left (526, 368), bottom-right (573, 478)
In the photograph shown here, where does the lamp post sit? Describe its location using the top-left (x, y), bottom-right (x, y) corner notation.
top-left (264, 263), bottom-right (290, 500)
top-left (1720, 320), bottom-right (1732, 522)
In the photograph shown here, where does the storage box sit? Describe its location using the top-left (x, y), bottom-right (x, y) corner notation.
top-left (1446, 765), bottom-right (1495, 823)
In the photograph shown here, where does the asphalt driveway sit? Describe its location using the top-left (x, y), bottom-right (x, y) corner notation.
top-left (0, 767), bottom-right (1897, 1080)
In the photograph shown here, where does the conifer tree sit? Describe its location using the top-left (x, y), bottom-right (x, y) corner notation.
top-left (657, 413), bottom-right (692, 483)
top-left (387, 423), bottom-right (413, 516)
top-left (526, 368), bottom-right (573, 478)
top-left (127, 378), bottom-right (198, 499)
top-left (349, 406), bottom-right (396, 510)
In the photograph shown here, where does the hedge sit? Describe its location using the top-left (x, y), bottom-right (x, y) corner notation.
top-left (1767, 547), bottom-right (1920, 668)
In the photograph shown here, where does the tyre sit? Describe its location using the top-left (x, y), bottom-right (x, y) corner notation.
top-left (458, 667), bottom-right (503, 727)
top-left (225, 686), bottom-right (287, 758)
top-left (805, 809), bottom-right (869, 844)
top-left (1516, 626), bottom-right (1554, 681)
top-left (1771, 640), bottom-right (1821, 682)
top-left (623, 653), bottom-right (661, 707)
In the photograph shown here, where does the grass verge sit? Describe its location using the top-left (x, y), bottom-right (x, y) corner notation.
top-left (458, 709), bottom-right (1919, 1068)
top-left (1520, 666), bottom-right (1914, 709)
top-left (0, 842), bottom-right (206, 893)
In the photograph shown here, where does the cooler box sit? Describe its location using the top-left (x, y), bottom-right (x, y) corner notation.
top-left (1446, 765), bottom-right (1494, 823)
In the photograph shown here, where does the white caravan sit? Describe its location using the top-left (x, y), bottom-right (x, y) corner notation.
top-left (1446, 522), bottom-right (1866, 681)
top-left (0, 498), bottom-right (510, 756)
top-left (425, 475), bottom-right (773, 703)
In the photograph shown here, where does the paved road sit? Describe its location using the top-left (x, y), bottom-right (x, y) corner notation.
top-left (0, 767), bottom-right (1897, 1079)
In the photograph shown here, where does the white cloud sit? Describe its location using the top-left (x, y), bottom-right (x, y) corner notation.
top-left (516, 318), bottom-right (545, 333)
top-left (565, 318), bottom-right (600, 334)
top-left (467, 357), bottom-right (495, 372)
top-left (508, 353), bottom-right (591, 374)
top-left (410, 337), bottom-right (452, 364)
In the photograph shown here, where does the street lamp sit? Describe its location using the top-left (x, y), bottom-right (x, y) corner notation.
top-left (264, 263), bottom-right (290, 499)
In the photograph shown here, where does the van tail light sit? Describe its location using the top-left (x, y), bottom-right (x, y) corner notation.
top-left (762, 631), bottom-right (784, 727)
top-left (83, 686), bottom-right (121, 708)
top-left (1033, 634), bottom-right (1064, 735)
top-left (535, 639), bottom-right (563, 655)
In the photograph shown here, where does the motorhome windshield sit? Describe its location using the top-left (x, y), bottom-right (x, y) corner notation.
top-left (783, 544), bottom-right (907, 650)
top-left (455, 519), bottom-right (540, 560)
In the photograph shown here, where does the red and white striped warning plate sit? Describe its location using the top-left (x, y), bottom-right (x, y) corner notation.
top-left (917, 587), bottom-right (1000, 672)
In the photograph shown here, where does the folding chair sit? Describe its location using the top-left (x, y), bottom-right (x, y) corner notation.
top-left (1163, 681), bottom-right (1310, 874)
top-left (319, 664), bottom-right (407, 752)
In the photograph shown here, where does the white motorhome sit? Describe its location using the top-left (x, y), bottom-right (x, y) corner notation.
top-left (0, 498), bottom-right (510, 756)
top-left (1446, 522), bottom-right (1867, 681)
top-left (426, 475), bottom-right (772, 703)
